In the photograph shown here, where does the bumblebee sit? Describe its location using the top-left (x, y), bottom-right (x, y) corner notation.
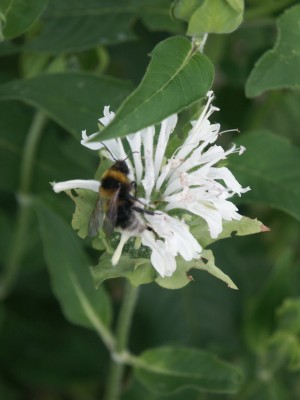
top-left (88, 159), bottom-right (153, 238)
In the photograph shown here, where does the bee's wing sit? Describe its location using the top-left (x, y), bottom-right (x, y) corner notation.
top-left (103, 186), bottom-right (121, 237)
top-left (88, 197), bottom-right (105, 237)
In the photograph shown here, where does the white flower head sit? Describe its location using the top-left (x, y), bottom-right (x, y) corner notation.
top-left (53, 92), bottom-right (250, 278)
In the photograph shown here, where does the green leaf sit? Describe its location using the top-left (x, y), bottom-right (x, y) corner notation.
top-left (0, 303), bottom-right (5, 332)
top-left (123, 379), bottom-right (204, 400)
top-left (0, 40), bottom-right (20, 56)
top-left (155, 257), bottom-right (193, 290)
top-left (246, 4), bottom-right (300, 97)
top-left (0, 0), bottom-right (47, 40)
top-left (229, 130), bottom-right (300, 221)
top-left (36, 201), bottom-right (112, 335)
top-left (89, 36), bottom-right (214, 142)
top-left (156, 249), bottom-right (238, 290)
top-left (0, 378), bottom-right (19, 400)
top-left (64, 159), bottom-right (113, 242)
top-left (266, 298), bottom-right (300, 371)
top-left (0, 296), bottom-right (108, 388)
top-left (194, 250), bottom-right (238, 290)
top-left (141, 3), bottom-right (185, 34)
top-left (0, 100), bottom-right (99, 193)
top-left (244, 250), bottom-right (292, 353)
top-left (0, 72), bottom-right (132, 138)
top-left (91, 255), bottom-right (156, 287)
top-left (172, 0), bottom-right (200, 22)
top-left (0, 101), bottom-right (32, 191)
top-left (190, 215), bottom-right (269, 248)
top-left (26, 0), bottom-right (181, 53)
top-left (173, 0), bottom-right (244, 35)
top-left (245, 380), bottom-right (290, 400)
top-left (27, 0), bottom-right (135, 52)
top-left (276, 298), bottom-right (300, 334)
top-left (134, 347), bottom-right (243, 394)
top-left (66, 189), bottom-right (98, 240)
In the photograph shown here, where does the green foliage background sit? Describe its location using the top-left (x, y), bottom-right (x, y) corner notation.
top-left (1, 0), bottom-right (300, 399)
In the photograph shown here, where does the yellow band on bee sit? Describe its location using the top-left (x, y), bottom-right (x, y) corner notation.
top-left (101, 169), bottom-right (130, 184)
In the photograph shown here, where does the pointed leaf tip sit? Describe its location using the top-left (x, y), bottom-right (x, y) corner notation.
top-left (261, 224), bottom-right (271, 232)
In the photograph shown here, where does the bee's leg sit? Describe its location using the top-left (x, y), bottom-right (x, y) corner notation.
top-left (147, 225), bottom-right (156, 234)
top-left (132, 206), bottom-right (159, 236)
top-left (132, 206), bottom-right (155, 216)
top-left (126, 193), bottom-right (153, 208)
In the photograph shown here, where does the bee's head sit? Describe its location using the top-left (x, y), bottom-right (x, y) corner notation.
top-left (112, 160), bottom-right (130, 175)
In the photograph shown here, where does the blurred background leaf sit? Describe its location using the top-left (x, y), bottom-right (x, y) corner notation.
top-left (134, 347), bottom-right (243, 394)
top-left (173, 0), bottom-right (244, 35)
top-left (24, 0), bottom-right (184, 53)
top-left (246, 4), bottom-right (300, 97)
top-left (0, 0), bottom-right (48, 40)
top-left (37, 201), bottom-right (112, 335)
top-left (0, 73), bottom-right (132, 138)
top-left (229, 131), bottom-right (300, 221)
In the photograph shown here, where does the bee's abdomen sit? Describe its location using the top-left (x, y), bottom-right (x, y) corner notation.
top-left (117, 200), bottom-right (144, 233)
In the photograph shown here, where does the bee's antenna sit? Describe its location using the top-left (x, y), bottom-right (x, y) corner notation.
top-left (100, 142), bottom-right (117, 161)
top-left (122, 151), bottom-right (138, 162)
top-left (100, 142), bottom-right (139, 163)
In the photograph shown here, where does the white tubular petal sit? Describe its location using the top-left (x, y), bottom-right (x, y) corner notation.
top-left (239, 145), bottom-right (246, 155)
top-left (116, 137), bottom-right (127, 159)
top-left (81, 130), bottom-right (104, 150)
top-left (156, 157), bottom-right (183, 192)
top-left (166, 219), bottom-right (202, 261)
top-left (163, 170), bottom-right (193, 198)
top-left (190, 92), bottom-right (217, 139)
top-left (175, 92), bottom-right (219, 161)
top-left (164, 190), bottom-right (223, 239)
top-left (111, 231), bottom-right (131, 266)
top-left (211, 199), bottom-right (241, 221)
top-left (208, 167), bottom-right (250, 196)
top-left (163, 177), bottom-right (183, 197)
top-left (145, 213), bottom-right (202, 261)
top-left (155, 161), bottom-right (171, 192)
top-left (150, 243), bottom-right (176, 277)
top-left (141, 126), bottom-right (155, 202)
top-left (127, 132), bottom-right (143, 184)
top-left (81, 107), bottom-right (115, 150)
top-left (51, 179), bottom-right (100, 193)
top-left (154, 115), bottom-right (178, 179)
top-left (99, 106), bottom-right (115, 126)
top-left (186, 203), bottom-right (223, 239)
top-left (141, 230), bottom-right (176, 277)
top-left (167, 145), bottom-right (225, 187)
top-left (103, 139), bottom-right (124, 160)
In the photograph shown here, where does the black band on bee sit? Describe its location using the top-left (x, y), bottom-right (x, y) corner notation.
top-left (110, 160), bottom-right (130, 175)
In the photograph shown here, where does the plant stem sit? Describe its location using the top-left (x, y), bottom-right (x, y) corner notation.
top-left (0, 111), bottom-right (48, 300)
top-left (192, 33), bottom-right (208, 54)
top-left (20, 112), bottom-right (48, 195)
top-left (104, 282), bottom-right (139, 400)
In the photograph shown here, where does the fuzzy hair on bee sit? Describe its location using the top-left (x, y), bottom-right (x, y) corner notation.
top-left (88, 158), bottom-right (154, 238)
